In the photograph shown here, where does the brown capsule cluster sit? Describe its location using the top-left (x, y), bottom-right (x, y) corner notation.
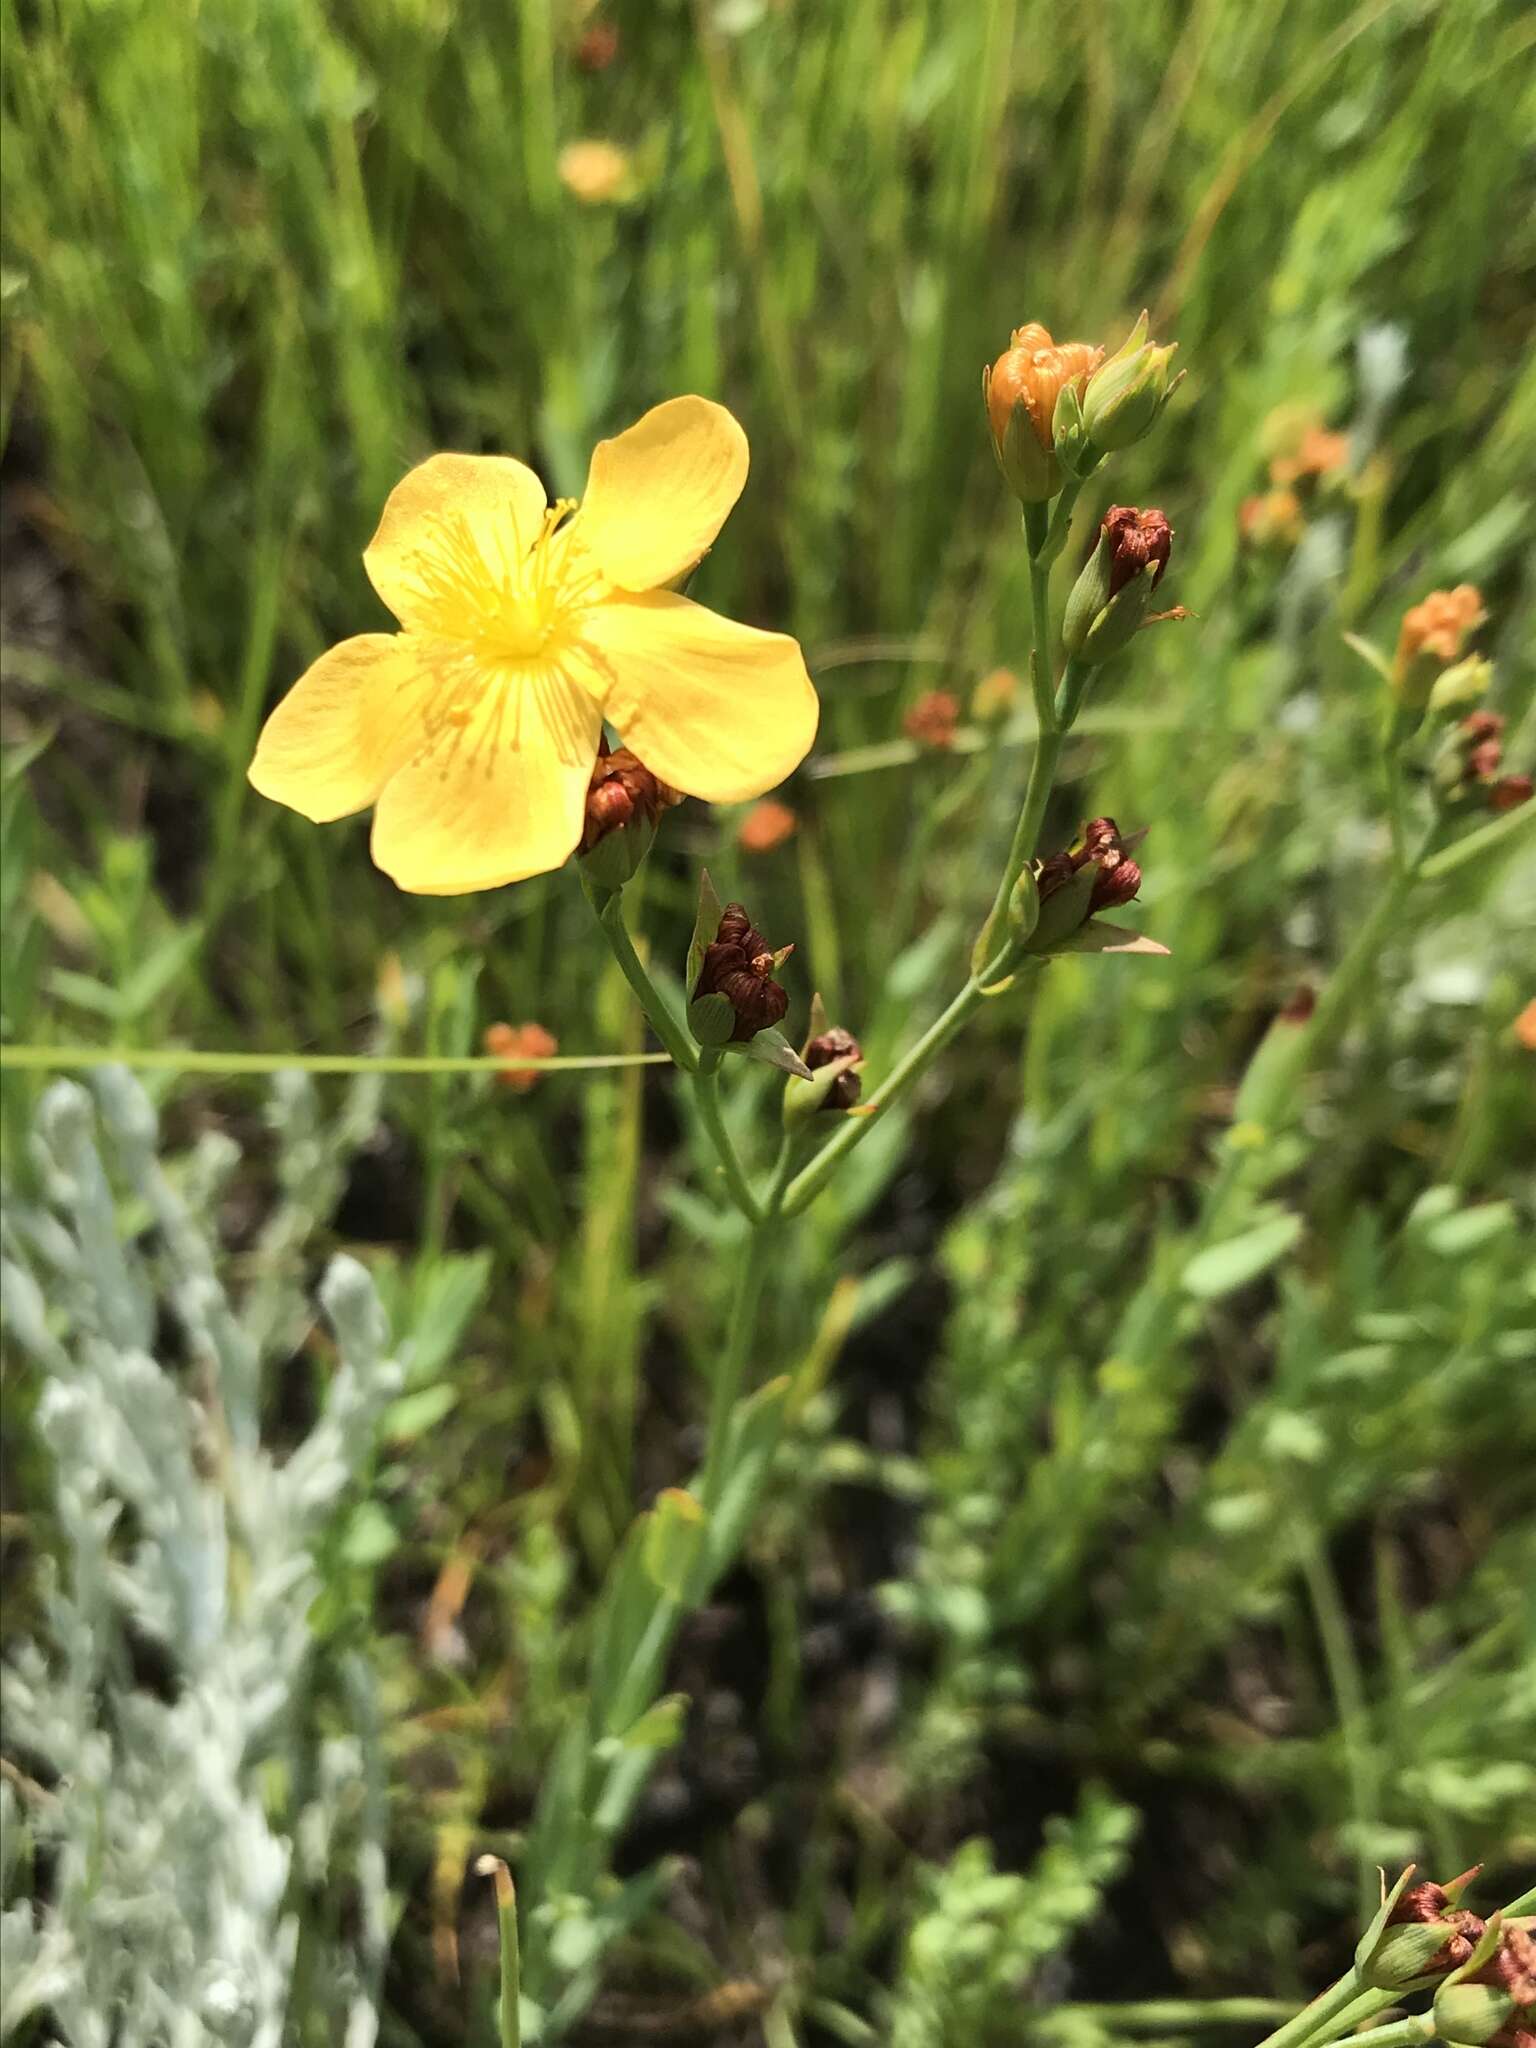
top-left (1102, 505), bottom-right (1173, 598)
top-left (1037, 816), bottom-right (1144, 914)
top-left (1387, 1874), bottom-right (1486, 1977)
top-left (581, 744), bottom-right (681, 849)
top-left (695, 904), bottom-right (793, 1042)
top-left (1476, 1923), bottom-right (1536, 2003)
top-left (904, 690), bottom-right (961, 751)
top-left (1451, 712), bottom-right (1532, 814)
top-left (805, 1026), bottom-right (864, 1111)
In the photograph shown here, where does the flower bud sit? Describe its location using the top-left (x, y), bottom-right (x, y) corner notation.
top-left (579, 744), bottom-right (682, 891)
top-left (983, 321), bottom-right (1105, 504)
top-left (1062, 506), bottom-right (1174, 665)
top-left (690, 903), bottom-right (793, 1045)
top-left (1022, 816), bottom-right (1146, 954)
top-left (1359, 1868), bottom-right (1485, 1991)
top-left (1490, 773), bottom-right (1532, 813)
top-left (1080, 311), bottom-right (1182, 453)
top-left (784, 1024), bottom-right (864, 1124)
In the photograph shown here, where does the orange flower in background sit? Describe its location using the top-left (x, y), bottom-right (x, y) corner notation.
top-left (1239, 488), bottom-right (1304, 548)
top-left (737, 798), bottom-right (797, 853)
top-left (970, 666), bottom-right (1019, 722)
top-left (1515, 1000), bottom-right (1536, 1053)
top-left (1397, 584), bottom-right (1485, 668)
top-left (1270, 423), bottom-right (1350, 487)
top-left (904, 690), bottom-right (960, 751)
top-left (249, 397), bottom-right (818, 893)
top-left (484, 1021), bottom-right (558, 1092)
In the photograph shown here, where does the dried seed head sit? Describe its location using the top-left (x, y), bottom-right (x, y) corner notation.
top-left (1101, 505), bottom-right (1174, 597)
top-left (694, 903), bottom-right (793, 1042)
top-left (804, 1026), bottom-right (864, 1111)
top-left (904, 690), bottom-right (961, 751)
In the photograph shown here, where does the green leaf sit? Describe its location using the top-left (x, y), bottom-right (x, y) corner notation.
top-left (742, 1027), bottom-right (813, 1079)
top-left (685, 867), bottom-right (723, 992)
top-left (1182, 1211), bottom-right (1302, 1300)
top-left (1423, 1201), bottom-right (1515, 1258)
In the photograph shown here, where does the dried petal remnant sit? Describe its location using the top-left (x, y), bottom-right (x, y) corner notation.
top-left (805, 1026), bottom-right (864, 1111)
top-left (1102, 505), bottom-right (1173, 597)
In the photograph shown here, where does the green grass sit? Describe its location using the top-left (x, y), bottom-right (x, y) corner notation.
top-left (3, 0), bottom-right (1535, 2042)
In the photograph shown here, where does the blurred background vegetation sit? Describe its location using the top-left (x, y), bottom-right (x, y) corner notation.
top-left (2, 0), bottom-right (1534, 2043)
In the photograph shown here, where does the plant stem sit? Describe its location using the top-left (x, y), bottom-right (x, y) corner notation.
top-left (701, 1138), bottom-right (793, 1505)
top-left (692, 1050), bottom-right (764, 1224)
top-left (477, 1857), bottom-right (522, 2048)
top-left (1060, 1998), bottom-right (1294, 2029)
top-left (1251, 1969), bottom-right (1365, 2048)
top-left (781, 979), bottom-right (981, 1214)
top-left (584, 877), bottom-right (699, 1073)
top-left (1023, 499), bottom-right (1055, 731)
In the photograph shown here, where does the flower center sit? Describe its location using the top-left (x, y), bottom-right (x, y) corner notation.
top-left (409, 497), bottom-right (604, 665)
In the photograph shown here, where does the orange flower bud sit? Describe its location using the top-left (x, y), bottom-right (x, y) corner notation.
top-left (1239, 488), bottom-right (1303, 548)
top-left (983, 322), bottom-right (1104, 503)
top-left (484, 1021), bottom-right (559, 1092)
top-left (737, 798), bottom-right (798, 853)
top-left (904, 690), bottom-right (960, 751)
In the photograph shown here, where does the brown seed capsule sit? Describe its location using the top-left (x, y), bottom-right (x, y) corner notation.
top-left (1101, 505), bottom-right (1174, 598)
top-left (1489, 773), bottom-right (1533, 813)
top-left (904, 690), bottom-right (961, 751)
top-left (804, 1026), bottom-right (864, 1111)
top-left (1476, 1925), bottom-right (1536, 2003)
top-left (582, 745), bottom-right (680, 849)
top-left (694, 904), bottom-right (792, 1042)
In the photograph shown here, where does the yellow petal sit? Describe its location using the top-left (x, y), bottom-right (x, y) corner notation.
top-left (576, 397), bottom-right (748, 593)
top-left (572, 592), bottom-right (818, 803)
top-left (370, 666), bottom-right (602, 894)
top-left (248, 635), bottom-right (415, 822)
top-left (363, 453), bottom-right (548, 629)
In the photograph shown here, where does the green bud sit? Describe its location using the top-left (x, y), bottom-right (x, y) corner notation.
top-left (642, 1489), bottom-right (707, 1602)
top-left (1081, 311), bottom-right (1181, 453)
top-left (1428, 654), bottom-right (1494, 716)
top-left (1022, 861), bottom-right (1097, 954)
top-left (579, 810), bottom-right (659, 892)
top-left (1007, 864), bottom-right (1040, 942)
top-left (1362, 1919), bottom-right (1467, 1990)
top-left (687, 992), bottom-right (737, 1046)
top-left (1062, 507), bottom-right (1174, 666)
top-left (1433, 1984), bottom-right (1514, 2046)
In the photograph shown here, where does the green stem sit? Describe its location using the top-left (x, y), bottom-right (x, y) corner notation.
top-left (781, 980), bottom-right (982, 1215)
top-left (1054, 653), bottom-right (1094, 730)
top-left (700, 1139), bottom-right (793, 1506)
top-left (1023, 500), bottom-right (1055, 731)
top-left (478, 1858), bottom-right (521, 2048)
top-left (584, 877), bottom-right (699, 1073)
top-left (1059, 1999), bottom-right (1294, 2029)
top-left (1317, 2020), bottom-right (1432, 2048)
top-left (692, 1051), bottom-right (764, 1224)
top-left (1251, 1969), bottom-right (1365, 2048)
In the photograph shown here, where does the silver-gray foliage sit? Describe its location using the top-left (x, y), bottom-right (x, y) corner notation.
top-left (1, 1067), bottom-right (398, 2047)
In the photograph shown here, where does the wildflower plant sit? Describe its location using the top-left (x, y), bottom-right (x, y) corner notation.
top-left (231, 304), bottom-right (1532, 2042)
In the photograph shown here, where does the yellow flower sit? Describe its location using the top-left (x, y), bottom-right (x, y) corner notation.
top-left (557, 138), bottom-right (632, 205)
top-left (248, 397), bottom-right (818, 893)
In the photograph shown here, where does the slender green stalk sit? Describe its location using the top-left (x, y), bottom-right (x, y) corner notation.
top-left (475, 1857), bottom-right (522, 2048)
top-left (584, 878), bottom-right (700, 1073)
top-left (1318, 2020), bottom-right (1432, 2048)
top-left (1060, 1998), bottom-right (1294, 2029)
top-left (1054, 653), bottom-right (1093, 730)
top-left (1250, 1970), bottom-right (1365, 2048)
top-left (782, 979), bottom-right (982, 1214)
top-left (692, 1051), bottom-right (764, 1224)
top-left (0, 1045), bottom-right (667, 1077)
top-left (700, 1138), bottom-right (794, 1505)
top-left (1023, 500), bottom-right (1056, 731)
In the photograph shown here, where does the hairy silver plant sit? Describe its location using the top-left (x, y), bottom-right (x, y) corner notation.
top-left (1, 1067), bottom-right (397, 2047)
